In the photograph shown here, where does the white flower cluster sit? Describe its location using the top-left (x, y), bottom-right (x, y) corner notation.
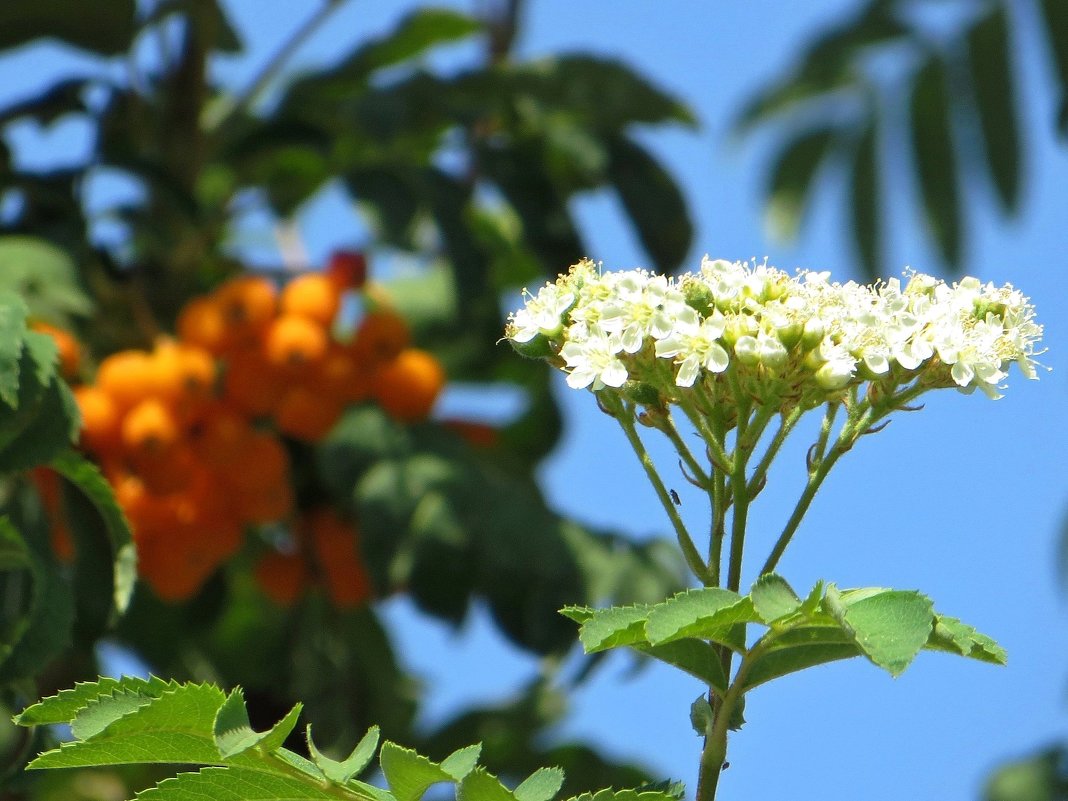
top-left (506, 257), bottom-right (1043, 409)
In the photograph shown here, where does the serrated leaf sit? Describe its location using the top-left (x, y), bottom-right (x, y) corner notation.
top-left (568, 789), bottom-right (683, 801)
top-left (850, 118), bottom-right (881, 279)
top-left (0, 291), bottom-right (28, 408)
top-left (910, 56), bottom-right (961, 268)
top-left (136, 765), bottom-right (347, 801)
top-left (214, 689), bottom-right (301, 758)
top-left (644, 588), bottom-right (758, 650)
top-left (307, 724), bottom-right (379, 784)
top-left (441, 744), bottom-right (482, 781)
top-left (827, 588), bottom-right (935, 676)
top-left (380, 742), bottom-right (454, 801)
top-left (750, 574), bottom-right (801, 624)
top-left (577, 605), bottom-right (652, 652)
top-left (742, 642), bottom-right (863, 691)
top-left (967, 6), bottom-right (1021, 211)
top-left (0, 515), bottom-right (31, 570)
top-left (515, 767), bottom-right (565, 801)
top-left (70, 688), bottom-right (156, 741)
top-left (15, 675), bottom-right (171, 726)
top-left (50, 450), bottom-right (136, 613)
top-left (559, 606), bottom-right (594, 625)
top-left (458, 768), bottom-right (516, 801)
top-left (765, 127), bottom-right (836, 242)
top-left (28, 683), bottom-right (230, 768)
top-left (928, 615), bottom-right (1006, 665)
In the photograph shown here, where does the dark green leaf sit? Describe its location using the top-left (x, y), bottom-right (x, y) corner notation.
top-left (0, 357), bottom-right (79, 473)
top-left (1039, 0), bottom-right (1068, 136)
top-left (967, 6), bottom-right (1022, 211)
top-left (0, 549), bottom-right (73, 682)
top-left (338, 9), bottom-right (482, 83)
top-left (135, 766), bottom-right (343, 801)
top-left (637, 640), bottom-right (728, 696)
top-left (850, 119), bottom-right (880, 278)
top-left (910, 56), bottom-right (962, 268)
top-left (742, 641), bottom-right (862, 691)
top-left (605, 136), bottom-right (692, 273)
top-left (765, 127), bottom-right (837, 241)
top-left (51, 450), bottom-right (136, 614)
top-left (0, 78), bottom-right (88, 127)
top-left (0, 0), bottom-right (136, 55)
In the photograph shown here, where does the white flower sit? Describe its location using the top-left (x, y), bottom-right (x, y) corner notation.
top-left (559, 328), bottom-right (628, 390)
top-left (654, 306), bottom-right (730, 387)
top-left (508, 282), bottom-right (575, 342)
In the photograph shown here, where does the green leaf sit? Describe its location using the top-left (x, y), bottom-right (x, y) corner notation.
top-left (50, 450), bottom-right (136, 614)
top-left (0, 291), bottom-right (28, 409)
top-left (1039, 0), bottom-right (1068, 136)
top-left (135, 766), bottom-right (347, 801)
top-left (910, 56), bottom-right (962, 268)
top-left (441, 744), bottom-right (483, 781)
top-left (0, 515), bottom-right (31, 570)
top-left (28, 683), bottom-right (231, 768)
top-left (0, 0), bottom-right (136, 55)
top-left (764, 127), bottom-right (836, 242)
top-left (825, 587), bottom-right (935, 677)
top-left (637, 639), bottom-right (729, 697)
top-left (15, 676), bottom-right (171, 726)
top-left (515, 767), bottom-right (565, 801)
top-left (742, 641), bottom-right (863, 691)
top-left (458, 768), bottom-right (517, 801)
top-left (967, 6), bottom-right (1021, 212)
top-left (644, 588), bottom-right (758, 650)
top-left (380, 742), bottom-right (454, 801)
top-left (0, 238), bottom-right (90, 320)
top-left (213, 688), bottom-right (302, 758)
top-left (689, 695), bottom-right (713, 737)
top-left (0, 358), bottom-right (79, 473)
top-left (927, 615), bottom-right (1007, 665)
top-left (576, 605), bottom-right (652, 652)
top-left (750, 574), bottom-right (801, 624)
top-left (307, 724), bottom-right (380, 784)
top-left (566, 789), bottom-right (683, 801)
top-left (605, 135), bottom-right (692, 273)
top-left (338, 9), bottom-right (482, 82)
top-left (850, 119), bottom-right (881, 278)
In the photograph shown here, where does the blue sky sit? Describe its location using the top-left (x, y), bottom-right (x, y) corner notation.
top-left (5, 2), bottom-right (1067, 799)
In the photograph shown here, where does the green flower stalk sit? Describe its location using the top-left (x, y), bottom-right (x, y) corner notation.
top-left (506, 256), bottom-right (1044, 801)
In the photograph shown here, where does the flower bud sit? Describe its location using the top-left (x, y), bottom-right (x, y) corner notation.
top-left (734, 335), bottom-right (760, 366)
top-left (508, 333), bottom-right (556, 360)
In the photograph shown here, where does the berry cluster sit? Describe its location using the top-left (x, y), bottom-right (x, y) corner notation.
top-left (51, 262), bottom-right (446, 603)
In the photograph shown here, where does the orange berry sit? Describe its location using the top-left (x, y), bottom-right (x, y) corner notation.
top-left (121, 398), bottom-right (182, 456)
top-left (215, 275), bottom-right (277, 346)
top-left (130, 442), bottom-right (197, 495)
top-left (263, 314), bottom-right (328, 371)
top-left (115, 473), bottom-right (176, 537)
top-left (234, 480), bottom-right (294, 525)
top-left (254, 551), bottom-right (308, 606)
top-left (226, 431), bottom-right (289, 492)
top-left (222, 347), bottom-right (286, 418)
top-left (176, 296), bottom-right (229, 355)
top-left (351, 310), bottom-right (410, 367)
top-left (281, 273), bottom-right (341, 328)
top-left (136, 530), bottom-right (218, 602)
top-left (305, 509), bottom-right (373, 609)
top-left (275, 385), bottom-right (343, 442)
top-left (31, 322), bottom-right (81, 380)
top-left (192, 404), bottom-right (254, 466)
top-left (371, 348), bottom-right (446, 423)
top-left (151, 341), bottom-right (216, 407)
top-left (308, 344), bottom-right (370, 404)
top-left (96, 350), bottom-right (158, 412)
top-left (73, 385), bottom-right (123, 456)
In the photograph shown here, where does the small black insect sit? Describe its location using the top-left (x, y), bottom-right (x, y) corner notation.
top-left (669, 489), bottom-right (681, 506)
